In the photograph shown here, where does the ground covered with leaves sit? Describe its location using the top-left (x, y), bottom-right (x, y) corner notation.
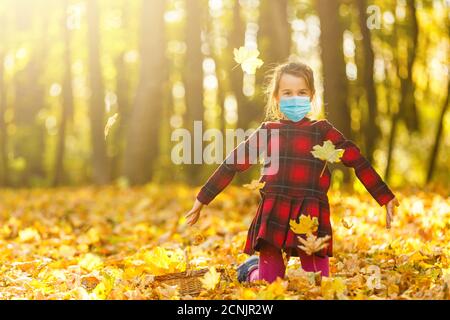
top-left (0, 183), bottom-right (449, 300)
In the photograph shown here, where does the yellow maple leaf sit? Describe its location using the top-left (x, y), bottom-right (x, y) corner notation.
top-left (92, 282), bottom-right (110, 300)
top-left (99, 267), bottom-right (122, 295)
top-left (140, 247), bottom-right (186, 275)
top-left (298, 234), bottom-right (331, 256)
top-left (233, 47), bottom-right (264, 75)
top-left (200, 266), bottom-right (221, 291)
top-left (321, 277), bottom-right (347, 299)
top-left (311, 140), bottom-right (345, 177)
top-left (239, 287), bottom-right (258, 299)
top-left (143, 247), bottom-right (171, 271)
top-left (311, 140), bottom-right (345, 163)
top-left (104, 113), bottom-right (119, 139)
top-left (408, 251), bottom-right (427, 263)
top-left (243, 179), bottom-right (265, 191)
top-left (290, 215), bottom-right (318, 235)
top-left (79, 253), bottom-right (104, 272)
top-left (257, 278), bottom-right (288, 299)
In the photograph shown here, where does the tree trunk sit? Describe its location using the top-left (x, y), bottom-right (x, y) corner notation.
top-left (385, 0), bottom-right (419, 182)
top-left (54, 0), bottom-right (75, 186)
top-left (258, 0), bottom-right (291, 66)
top-left (205, 9), bottom-right (226, 133)
top-left (111, 4), bottom-right (131, 181)
top-left (426, 80), bottom-right (449, 184)
top-left (13, 7), bottom-right (48, 187)
top-left (402, 0), bottom-right (419, 133)
top-left (229, 1), bottom-right (249, 130)
top-left (254, 0), bottom-right (291, 124)
top-left (123, 0), bottom-right (167, 185)
top-left (112, 52), bottom-right (130, 181)
top-left (87, 0), bottom-right (110, 185)
top-left (385, 112), bottom-right (399, 183)
top-left (356, 0), bottom-right (379, 164)
top-left (183, 0), bottom-right (205, 186)
top-left (316, 0), bottom-right (352, 183)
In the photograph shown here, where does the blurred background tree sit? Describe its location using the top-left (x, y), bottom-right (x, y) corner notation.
top-left (0, 0), bottom-right (448, 191)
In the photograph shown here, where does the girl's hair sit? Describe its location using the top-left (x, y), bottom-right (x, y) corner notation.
top-left (263, 61), bottom-right (321, 121)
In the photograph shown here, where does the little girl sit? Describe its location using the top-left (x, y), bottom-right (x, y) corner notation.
top-left (185, 62), bottom-right (400, 283)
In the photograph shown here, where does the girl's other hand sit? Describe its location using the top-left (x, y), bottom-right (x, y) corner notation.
top-left (185, 199), bottom-right (204, 226)
top-left (385, 197), bottom-right (400, 229)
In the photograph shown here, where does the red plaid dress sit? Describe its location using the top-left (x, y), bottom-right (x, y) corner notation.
top-left (196, 117), bottom-right (396, 258)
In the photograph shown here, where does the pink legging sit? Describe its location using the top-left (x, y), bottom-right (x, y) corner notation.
top-left (249, 240), bottom-right (329, 283)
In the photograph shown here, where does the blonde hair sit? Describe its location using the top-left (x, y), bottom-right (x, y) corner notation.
top-left (263, 61), bottom-right (321, 121)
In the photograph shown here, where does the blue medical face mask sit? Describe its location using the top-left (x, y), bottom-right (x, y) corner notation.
top-left (279, 96), bottom-right (311, 122)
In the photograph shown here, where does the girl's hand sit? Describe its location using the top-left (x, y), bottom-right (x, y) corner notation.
top-left (185, 199), bottom-right (204, 226)
top-left (385, 197), bottom-right (400, 229)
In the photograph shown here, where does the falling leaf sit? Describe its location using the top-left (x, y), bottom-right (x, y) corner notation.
top-left (200, 266), bottom-right (221, 291)
top-left (311, 140), bottom-right (345, 177)
top-left (104, 113), bottom-right (119, 139)
top-left (297, 234), bottom-right (331, 256)
top-left (233, 47), bottom-right (264, 75)
top-left (341, 218), bottom-right (353, 229)
top-left (290, 215), bottom-right (319, 235)
top-left (192, 233), bottom-right (205, 246)
top-left (243, 179), bottom-right (265, 191)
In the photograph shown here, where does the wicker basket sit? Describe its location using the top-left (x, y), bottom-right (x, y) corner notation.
top-left (154, 267), bottom-right (229, 297)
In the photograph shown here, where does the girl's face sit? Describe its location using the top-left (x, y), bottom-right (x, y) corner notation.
top-left (276, 73), bottom-right (314, 104)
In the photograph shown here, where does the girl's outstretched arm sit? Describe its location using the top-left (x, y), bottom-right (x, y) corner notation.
top-left (185, 198), bottom-right (204, 226)
top-left (195, 122), bottom-right (267, 206)
top-left (318, 120), bottom-right (396, 207)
